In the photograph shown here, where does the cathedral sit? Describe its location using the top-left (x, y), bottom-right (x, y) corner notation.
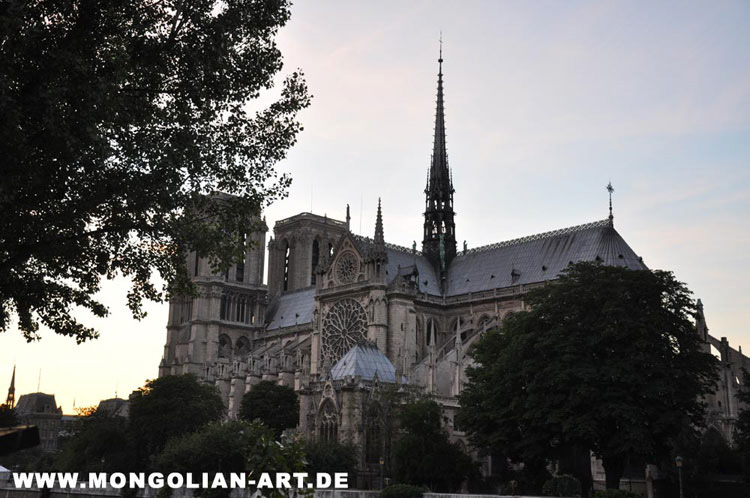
top-left (158, 52), bottom-right (748, 476)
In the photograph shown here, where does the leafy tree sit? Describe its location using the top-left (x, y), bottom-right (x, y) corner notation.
top-left (458, 262), bottom-right (719, 490)
top-left (734, 368), bottom-right (750, 480)
top-left (0, 0), bottom-right (311, 341)
top-left (129, 375), bottom-right (224, 467)
top-left (55, 407), bottom-right (135, 474)
top-left (239, 381), bottom-right (298, 437)
top-left (157, 419), bottom-right (308, 498)
top-left (0, 404), bottom-right (17, 428)
top-left (302, 439), bottom-right (358, 484)
top-left (393, 399), bottom-right (477, 492)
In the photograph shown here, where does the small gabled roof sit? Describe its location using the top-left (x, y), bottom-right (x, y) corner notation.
top-left (330, 342), bottom-right (397, 383)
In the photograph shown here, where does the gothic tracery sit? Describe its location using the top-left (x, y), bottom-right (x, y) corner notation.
top-left (321, 298), bottom-right (367, 364)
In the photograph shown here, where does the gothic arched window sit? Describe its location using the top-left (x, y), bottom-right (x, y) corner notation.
top-left (365, 403), bottom-right (382, 464)
top-left (220, 295), bottom-right (227, 320)
top-left (235, 336), bottom-right (251, 358)
top-left (318, 399), bottom-right (338, 442)
top-left (311, 239), bottom-right (320, 285)
top-left (218, 334), bottom-right (232, 359)
top-left (283, 241), bottom-right (291, 291)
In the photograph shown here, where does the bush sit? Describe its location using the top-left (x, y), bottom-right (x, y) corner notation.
top-left (593, 490), bottom-right (641, 498)
top-left (542, 474), bottom-right (582, 497)
top-left (381, 484), bottom-right (424, 498)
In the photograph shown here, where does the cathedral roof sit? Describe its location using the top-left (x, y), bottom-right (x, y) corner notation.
top-left (353, 235), bottom-right (441, 295)
top-left (445, 219), bottom-right (646, 296)
top-left (385, 247), bottom-right (441, 295)
top-left (266, 287), bottom-right (316, 330)
top-left (330, 342), bottom-right (397, 383)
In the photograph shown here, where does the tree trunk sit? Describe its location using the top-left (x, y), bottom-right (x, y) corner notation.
top-left (602, 455), bottom-right (626, 490)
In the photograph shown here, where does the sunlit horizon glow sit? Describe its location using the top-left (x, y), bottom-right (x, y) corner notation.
top-left (2, 0), bottom-right (749, 414)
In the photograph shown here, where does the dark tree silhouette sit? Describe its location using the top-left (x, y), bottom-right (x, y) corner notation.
top-left (0, 0), bottom-right (310, 341)
top-left (239, 381), bottom-right (298, 437)
top-left (458, 262), bottom-right (718, 490)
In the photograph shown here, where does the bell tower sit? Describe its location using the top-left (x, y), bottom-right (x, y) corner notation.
top-left (422, 43), bottom-right (456, 278)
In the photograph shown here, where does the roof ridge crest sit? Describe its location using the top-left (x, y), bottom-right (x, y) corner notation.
top-left (460, 219), bottom-right (612, 256)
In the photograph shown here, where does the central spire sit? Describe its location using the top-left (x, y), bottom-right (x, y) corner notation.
top-left (423, 39), bottom-right (457, 286)
top-left (428, 36), bottom-right (451, 195)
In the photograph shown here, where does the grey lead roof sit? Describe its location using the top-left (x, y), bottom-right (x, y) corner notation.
top-left (354, 235), bottom-right (442, 295)
top-left (266, 219), bottom-right (645, 328)
top-left (445, 219), bottom-right (646, 296)
top-left (330, 342), bottom-right (397, 383)
top-left (386, 247), bottom-right (441, 295)
top-left (266, 287), bottom-right (316, 330)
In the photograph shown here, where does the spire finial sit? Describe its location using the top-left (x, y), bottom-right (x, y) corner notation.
top-left (374, 198), bottom-right (384, 246)
top-left (373, 198), bottom-right (386, 261)
top-left (439, 31), bottom-right (443, 66)
top-left (606, 181), bottom-right (614, 223)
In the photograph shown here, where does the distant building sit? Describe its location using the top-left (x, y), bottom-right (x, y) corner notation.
top-left (15, 393), bottom-right (62, 452)
top-left (97, 398), bottom-right (129, 418)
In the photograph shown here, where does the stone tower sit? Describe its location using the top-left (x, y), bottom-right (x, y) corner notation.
top-left (267, 212), bottom-right (349, 296)
top-left (159, 217), bottom-right (268, 396)
top-left (422, 46), bottom-right (456, 282)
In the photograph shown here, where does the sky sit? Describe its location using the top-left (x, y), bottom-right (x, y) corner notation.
top-left (1, 0), bottom-right (749, 414)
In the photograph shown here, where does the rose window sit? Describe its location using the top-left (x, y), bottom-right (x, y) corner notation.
top-left (321, 299), bottom-right (367, 363)
top-left (335, 251), bottom-right (358, 284)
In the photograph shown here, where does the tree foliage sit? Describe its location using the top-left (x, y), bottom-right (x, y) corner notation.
top-left (734, 368), bottom-right (750, 480)
top-left (156, 420), bottom-right (309, 498)
top-left (302, 439), bottom-right (359, 483)
top-left (129, 375), bottom-right (224, 466)
top-left (239, 380), bottom-right (298, 437)
top-left (393, 399), bottom-right (477, 492)
top-left (458, 262), bottom-right (719, 490)
top-left (154, 419), bottom-right (307, 498)
top-left (0, 404), bottom-right (17, 428)
top-left (0, 0), bottom-right (310, 341)
top-left (55, 407), bottom-right (135, 474)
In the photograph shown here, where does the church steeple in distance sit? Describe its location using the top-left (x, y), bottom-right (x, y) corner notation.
top-left (423, 39), bottom-right (457, 277)
top-left (6, 364), bottom-right (16, 409)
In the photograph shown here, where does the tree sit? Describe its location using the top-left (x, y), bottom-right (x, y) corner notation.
top-left (157, 420), bottom-right (308, 498)
top-left (55, 407), bottom-right (135, 474)
top-left (129, 375), bottom-right (224, 466)
top-left (458, 262), bottom-right (719, 490)
top-left (239, 380), bottom-right (298, 437)
top-left (302, 439), bottom-right (359, 484)
top-left (734, 368), bottom-right (750, 480)
top-left (393, 399), bottom-right (477, 492)
top-left (0, 0), bottom-right (311, 341)
top-left (0, 404), bottom-right (17, 428)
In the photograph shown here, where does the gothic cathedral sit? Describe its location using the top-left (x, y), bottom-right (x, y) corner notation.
top-left (159, 52), bottom-right (747, 476)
